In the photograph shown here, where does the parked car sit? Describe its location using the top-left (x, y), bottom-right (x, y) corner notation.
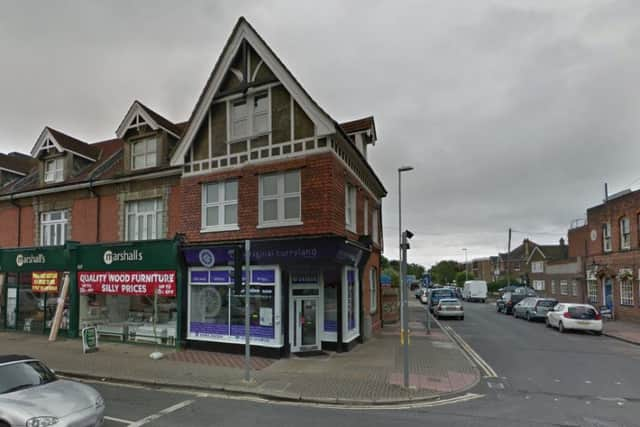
top-left (433, 298), bottom-right (464, 320)
top-left (513, 297), bottom-right (558, 321)
top-left (415, 287), bottom-right (427, 299)
top-left (496, 295), bottom-right (505, 312)
top-left (546, 303), bottom-right (603, 335)
top-left (428, 288), bottom-right (457, 312)
top-left (502, 287), bottom-right (537, 315)
top-left (462, 280), bottom-right (488, 302)
top-left (0, 355), bottom-right (105, 427)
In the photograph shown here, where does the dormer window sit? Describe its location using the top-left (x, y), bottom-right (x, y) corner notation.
top-left (44, 158), bottom-right (64, 183)
top-left (131, 137), bottom-right (157, 170)
top-left (229, 92), bottom-right (269, 140)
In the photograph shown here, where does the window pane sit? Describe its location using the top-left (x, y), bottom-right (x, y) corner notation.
top-left (233, 119), bottom-right (248, 138)
top-left (133, 155), bottom-right (145, 170)
top-left (262, 175), bottom-right (278, 196)
top-left (146, 153), bottom-right (156, 167)
top-left (284, 171), bottom-right (300, 193)
top-left (146, 138), bottom-right (157, 154)
top-left (224, 204), bottom-right (237, 225)
top-left (133, 141), bottom-right (145, 155)
top-left (284, 196), bottom-right (300, 220)
top-left (139, 199), bottom-right (155, 212)
top-left (206, 206), bottom-right (219, 227)
top-left (224, 181), bottom-right (238, 201)
top-left (137, 216), bottom-right (144, 240)
top-left (127, 214), bottom-right (136, 240)
top-left (254, 94), bottom-right (268, 113)
top-left (233, 100), bottom-right (248, 117)
top-left (50, 212), bottom-right (61, 221)
top-left (206, 183), bottom-right (219, 204)
top-left (263, 199), bottom-right (278, 222)
top-left (253, 113), bottom-right (268, 133)
top-left (147, 214), bottom-right (155, 239)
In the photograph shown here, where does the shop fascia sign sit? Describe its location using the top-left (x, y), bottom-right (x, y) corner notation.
top-left (103, 249), bottom-right (143, 265)
top-left (16, 253), bottom-right (46, 267)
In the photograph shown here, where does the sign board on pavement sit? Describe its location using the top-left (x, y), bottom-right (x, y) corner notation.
top-left (82, 327), bottom-right (99, 353)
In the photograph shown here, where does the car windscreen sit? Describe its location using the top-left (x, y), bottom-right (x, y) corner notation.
top-left (536, 300), bottom-right (556, 307)
top-left (0, 361), bottom-right (57, 394)
top-left (432, 290), bottom-right (455, 298)
top-left (568, 306), bottom-right (597, 320)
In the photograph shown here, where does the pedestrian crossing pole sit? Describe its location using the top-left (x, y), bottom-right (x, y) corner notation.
top-left (244, 239), bottom-right (251, 383)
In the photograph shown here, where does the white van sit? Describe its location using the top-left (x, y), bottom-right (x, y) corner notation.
top-left (463, 280), bottom-right (487, 302)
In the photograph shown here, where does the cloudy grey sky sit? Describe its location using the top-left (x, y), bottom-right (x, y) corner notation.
top-left (1, 0), bottom-right (639, 268)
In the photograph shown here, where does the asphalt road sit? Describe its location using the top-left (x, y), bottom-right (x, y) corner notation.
top-left (86, 301), bottom-right (640, 426)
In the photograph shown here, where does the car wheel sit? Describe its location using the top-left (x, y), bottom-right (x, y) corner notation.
top-left (0, 421), bottom-right (9, 427)
top-left (558, 321), bottom-right (565, 333)
top-left (460, 316), bottom-right (464, 320)
top-left (526, 312), bottom-right (531, 322)
top-left (594, 330), bottom-right (603, 336)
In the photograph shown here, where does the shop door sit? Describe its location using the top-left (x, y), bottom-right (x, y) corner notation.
top-left (291, 297), bottom-right (320, 352)
top-left (4, 286), bottom-right (18, 329)
top-left (604, 279), bottom-right (613, 311)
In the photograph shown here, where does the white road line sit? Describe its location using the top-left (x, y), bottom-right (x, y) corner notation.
top-left (104, 416), bottom-right (133, 424)
top-left (128, 400), bottom-right (195, 427)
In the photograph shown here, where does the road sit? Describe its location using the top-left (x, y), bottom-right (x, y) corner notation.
top-left (87, 301), bottom-right (640, 426)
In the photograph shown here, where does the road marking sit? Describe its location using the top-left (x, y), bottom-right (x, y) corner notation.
top-left (104, 416), bottom-right (133, 424)
top-left (442, 325), bottom-right (498, 378)
top-left (128, 400), bottom-right (195, 426)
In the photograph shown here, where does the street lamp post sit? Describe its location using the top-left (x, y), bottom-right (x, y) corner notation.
top-left (398, 165), bottom-right (413, 388)
top-left (462, 248), bottom-right (468, 282)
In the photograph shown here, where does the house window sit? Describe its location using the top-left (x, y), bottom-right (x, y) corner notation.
top-left (40, 210), bottom-right (68, 246)
top-left (131, 137), bottom-right (157, 170)
top-left (571, 280), bottom-right (578, 297)
top-left (531, 261), bottom-right (544, 273)
top-left (560, 280), bottom-right (569, 296)
top-left (533, 280), bottom-right (545, 291)
top-left (126, 198), bottom-right (163, 241)
top-left (44, 158), bottom-right (64, 183)
top-left (363, 199), bottom-right (369, 236)
top-left (372, 209), bottom-right (379, 244)
top-left (259, 170), bottom-right (301, 226)
top-left (202, 180), bottom-right (238, 231)
top-left (551, 280), bottom-right (556, 294)
top-left (620, 279), bottom-right (634, 305)
top-left (587, 279), bottom-right (598, 304)
top-left (370, 267), bottom-right (378, 314)
top-left (345, 183), bottom-right (356, 232)
top-left (603, 223), bottom-right (612, 252)
top-left (620, 217), bottom-right (631, 250)
top-left (230, 92), bottom-right (270, 140)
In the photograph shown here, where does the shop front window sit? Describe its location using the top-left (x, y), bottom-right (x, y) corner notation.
top-left (324, 282), bottom-right (338, 336)
top-left (343, 267), bottom-right (359, 342)
top-left (10, 272), bottom-right (68, 335)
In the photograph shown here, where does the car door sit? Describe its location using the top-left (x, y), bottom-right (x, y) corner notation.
top-left (550, 304), bottom-right (562, 326)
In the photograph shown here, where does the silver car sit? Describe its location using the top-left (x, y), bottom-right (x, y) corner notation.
top-left (0, 355), bottom-right (105, 427)
top-left (433, 298), bottom-right (464, 320)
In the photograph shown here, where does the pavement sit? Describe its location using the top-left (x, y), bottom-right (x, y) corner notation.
top-left (602, 319), bottom-right (640, 345)
top-left (0, 300), bottom-right (479, 406)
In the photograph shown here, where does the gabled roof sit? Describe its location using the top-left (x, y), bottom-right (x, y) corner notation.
top-left (31, 127), bottom-right (100, 162)
top-left (0, 152), bottom-right (36, 176)
top-left (171, 17), bottom-right (337, 166)
top-left (340, 116), bottom-right (377, 141)
top-left (116, 100), bottom-right (181, 139)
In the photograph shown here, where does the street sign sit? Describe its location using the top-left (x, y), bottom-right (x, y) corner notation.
top-left (82, 327), bottom-right (99, 354)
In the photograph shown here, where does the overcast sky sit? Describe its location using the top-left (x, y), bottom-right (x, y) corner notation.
top-left (1, 0), bottom-right (639, 268)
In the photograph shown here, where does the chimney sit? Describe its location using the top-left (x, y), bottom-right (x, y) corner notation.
top-left (559, 237), bottom-right (565, 247)
top-left (524, 238), bottom-right (530, 257)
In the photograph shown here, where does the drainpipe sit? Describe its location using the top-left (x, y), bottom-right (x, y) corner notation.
top-left (9, 193), bottom-right (21, 246)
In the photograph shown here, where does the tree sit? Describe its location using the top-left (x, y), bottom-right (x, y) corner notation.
top-left (406, 263), bottom-right (425, 279)
top-left (381, 255), bottom-right (390, 270)
top-left (383, 268), bottom-right (400, 287)
top-left (429, 260), bottom-right (463, 285)
top-left (455, 271), bottom-right (475, 287)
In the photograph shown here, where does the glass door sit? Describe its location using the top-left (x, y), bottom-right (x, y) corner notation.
top-left (4, 273), bottom-right (19, 330)
top-left (292, 297), bottom-right (320, 352)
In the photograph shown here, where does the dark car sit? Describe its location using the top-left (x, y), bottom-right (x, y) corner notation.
top-left (513, 297), bottom-right (558, 321)
top-left (429, 288), bottom-right (457, 312)
top-left (503, 287), bottom-right (537, 315)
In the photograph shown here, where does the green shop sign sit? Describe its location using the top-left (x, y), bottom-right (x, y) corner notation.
top-left (0, 245), bottom-right (70, 273)
top-left (76, 239), bottom-right (179, 271)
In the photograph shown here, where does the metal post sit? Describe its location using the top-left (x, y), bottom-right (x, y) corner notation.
top-left (398, 171), bottom-right (404, 340)
top-left (506, 228), bottom-right (512, 286)
top-left (402, 231), bottom-right (410, 388)
top-left (244, 239), bottom-right (251, 383)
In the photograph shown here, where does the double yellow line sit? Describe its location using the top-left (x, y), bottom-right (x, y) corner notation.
top-left (443, 325), bottom-right (498, 379)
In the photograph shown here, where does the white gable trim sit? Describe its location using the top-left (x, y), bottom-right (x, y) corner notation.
top-left (30, 128), bottom-right (96, 162)
top-left (0, 167), bottom-right (27, 177)
top-left (171, 20), bottom-right (336, 166)
top-left (116, 101), bottom-right (179, 139)
top-left (526, 246), bottom-right (546, 264)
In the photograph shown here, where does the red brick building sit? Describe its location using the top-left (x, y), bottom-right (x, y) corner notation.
top-left (0, 18), bottom-right (386, 356)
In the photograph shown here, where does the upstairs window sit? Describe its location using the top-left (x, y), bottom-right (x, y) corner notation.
top-left (230, 92), bottom-right (269, 140)
top-left (44, 158), bottom-right (64, 183)
top-left (345, 183), bottom-right (357, 232)
top-left (363, 199), bottom-right (369, 236)
top-left (202, 180), bottom-right (238, 231)
top-left (372, 208), bottom-right (379, 244)
top-left (620, 278), bottom-right (633, 306)
top-left (603, 223), bottom-right (612, 252)
top-left (531, 261), bottom-right (544, 273)
top-left (620, 217), bottom-right (631, 250)
top-left (560, 280), bottom-right (569, 296)
top-left (131, 137), bottom-right (157, 170)
top-left (126, 198), bottom-right (163, 241)
top-left (41, 210), bottom-right (68, 246)
top-left (259, 170), bottom-right (301, 226)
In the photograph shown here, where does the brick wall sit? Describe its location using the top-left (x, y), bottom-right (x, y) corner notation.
top-left (568, 225), bottom-right (589, 257)
top-left (72, 198), bottom-right (98, 243)
top-left (0, 207), bottom-right (19, 247)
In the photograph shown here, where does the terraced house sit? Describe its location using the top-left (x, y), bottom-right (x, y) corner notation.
top-left (0, 18), bottom-right (386, 358)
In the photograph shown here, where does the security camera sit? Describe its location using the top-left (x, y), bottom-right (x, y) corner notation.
top-left (404, 230), bottom-right (414, 239)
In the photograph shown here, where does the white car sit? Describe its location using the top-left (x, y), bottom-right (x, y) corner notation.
top-left (433, 298), bottom-right (464, 320)
top-left (546, 303), bottom-right (603, 335)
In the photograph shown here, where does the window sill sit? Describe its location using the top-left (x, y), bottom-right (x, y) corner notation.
top-left (256, 221), bottom-right (303, 229)
top-left (228, 131), bottom-right (271, 145)
top-left (200, 225), bottom-right (240, 234)
top-left (345, 226), bottom-right (357, 234)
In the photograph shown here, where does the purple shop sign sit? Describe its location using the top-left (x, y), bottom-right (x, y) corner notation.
top-left (190, 271), bottom-right (209, 283)
top-left (252, 269), bottom-right (275, 284)
top-left (211, 271), bottom-right (231, 283)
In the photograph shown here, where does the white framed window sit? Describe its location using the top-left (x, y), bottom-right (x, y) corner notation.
top-left (229, 92), bottom-right (270, 140)
top-left (531, 261), bottom-right (544, 273)
top-left (40, 210), bottom-right (68, 246)
top-left (587, 279), bottom-right (598, 304)
top-left (259, 170), bottom-right (301, 226)
top-left (560, 280), bottom-right (569, 296)
top-left (363, 199), bottom-right (369, 236)
top-left (551, 280), bottom-right (556, 294)
top-left (44, 157), bottom-right (64, 183)
top-left (370, 267), bottom-right (378, 314)
top-left (571, 280), bottom-right (578, 297)
top-left (345, 183), bottom-right (356, 232)
top-left (533, 280), bottom-right (545, 291)
top-left (372, 208), bottom-right (379, 244)
top-left (603, 223), bottom-right (612, 252)
top-left (131, 137), bottom-right (157, 170)
top-left (620, 217), bottom-right (631, 250)
top-left (201, 180), bottom-right (238, 232)
top-left (620, 279), bottom-right (633, 305)
top-left (125, 198), bottom-right (163, 241)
